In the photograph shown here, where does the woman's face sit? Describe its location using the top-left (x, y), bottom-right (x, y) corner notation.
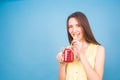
top-left (68, 17), bottom-right (84, 41)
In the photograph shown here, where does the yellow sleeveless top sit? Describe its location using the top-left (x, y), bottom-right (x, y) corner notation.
top-left (66, 43), bottom-right (98, 80)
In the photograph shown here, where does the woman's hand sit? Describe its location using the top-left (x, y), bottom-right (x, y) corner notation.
top-left (71, 40), bottom-right (83, 59)
top-left (56, 46), bottom-right (72, 63)
top-left (56, 51), bottom-right (64, 63)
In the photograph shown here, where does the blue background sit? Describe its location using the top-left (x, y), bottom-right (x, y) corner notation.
top-left (0, 0), bottom-right (120, 80)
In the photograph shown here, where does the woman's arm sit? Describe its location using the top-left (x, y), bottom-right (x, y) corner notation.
top-left (58, 63), bottom-right (66, 80)
top-left (56, 51), bottom-right (66, 80)
top-left (79, 45), bottom-right (105, 80)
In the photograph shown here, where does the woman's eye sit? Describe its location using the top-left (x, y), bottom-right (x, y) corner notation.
top-left (68, 25), bottom-right (73, 28)
top-left (76, 24), bottom-right (81, 27)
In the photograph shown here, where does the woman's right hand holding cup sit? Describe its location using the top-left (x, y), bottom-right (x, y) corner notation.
top-left (56, 46), bottom-right (72, 63)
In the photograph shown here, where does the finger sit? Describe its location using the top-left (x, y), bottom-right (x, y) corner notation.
top-left (71, 40), bottom-right (80, 46)
top-left (57, 56), bottom-right (64, 63)
top-left (56, 52), bottom-right (61, 60)
top-left (56, 52), bottom-right (64, 62)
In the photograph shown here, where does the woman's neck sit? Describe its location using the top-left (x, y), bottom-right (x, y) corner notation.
top-left (79, 40), bottom-right (89, 49)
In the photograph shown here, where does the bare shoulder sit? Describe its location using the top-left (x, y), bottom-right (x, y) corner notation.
top-left (97, 45), bottom-right (105, 52)
top-left (97, 45), bottom-right (105, 51)
top-left (96, 45), bottom-right (105, 58)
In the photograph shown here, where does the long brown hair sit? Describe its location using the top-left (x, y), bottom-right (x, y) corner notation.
top-left (67, 11), bottom-right (100, 45)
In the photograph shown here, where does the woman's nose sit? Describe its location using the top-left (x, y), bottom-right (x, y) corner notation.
top-left (73, 27), bottom-right (77, 33)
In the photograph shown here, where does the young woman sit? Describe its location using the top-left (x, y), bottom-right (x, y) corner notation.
top-left (56, 12), bottom-right (105, 80)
